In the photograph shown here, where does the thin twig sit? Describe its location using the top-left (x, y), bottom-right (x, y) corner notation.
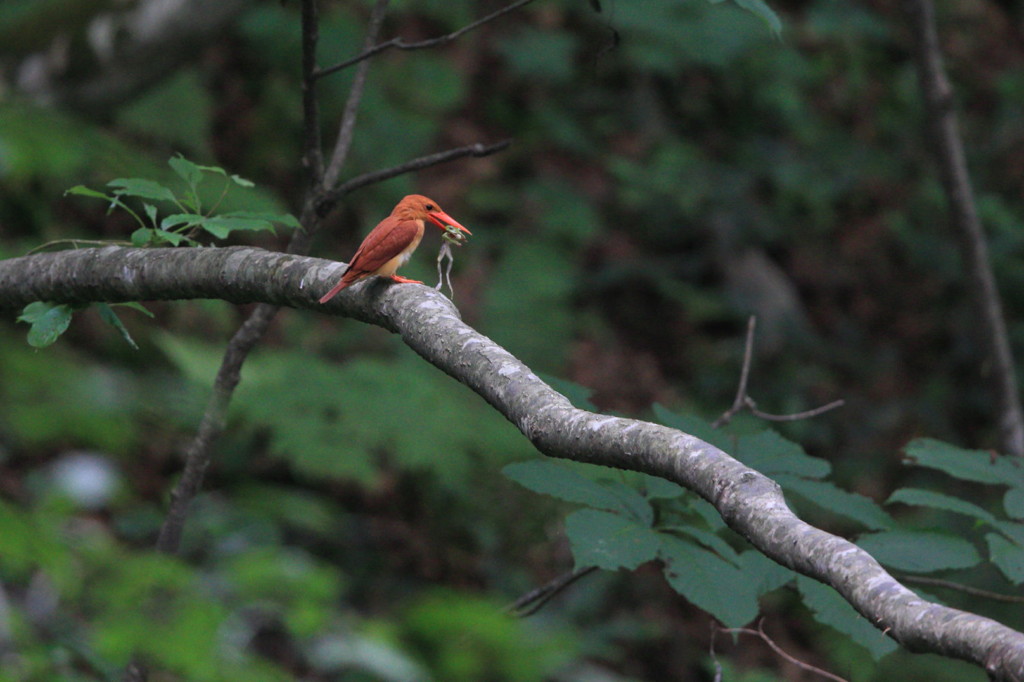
top-left (322, 0), bottom-right (390, 190)
top-left (318, 139), bottom-right (511, 216)
top-left (716, 620), bottom-right (848, 682)
top-left (316, 0), bottom-right (536, 80)
top-left (745, 397), bottom-right (846, 423)
top-left (712, 316), bottom-right (757, 428)
top-left (900, 575), bottom-right (1024, 604)
top-left (904, 0), bottom-right (1024, 457)
top-left (506, 566), bottom-right (598, 617)
top-left (712, 315), bottom-right (844, 428)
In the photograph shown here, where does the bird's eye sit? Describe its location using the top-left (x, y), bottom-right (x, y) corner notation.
top-left (425, 204), bottom-right (434, 210)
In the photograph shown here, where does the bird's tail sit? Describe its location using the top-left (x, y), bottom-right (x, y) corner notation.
top-left (319, 275), bottom-right (352, 304)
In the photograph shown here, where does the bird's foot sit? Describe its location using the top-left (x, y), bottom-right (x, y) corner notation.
top-left (389, 275), bottom-right (423, 284)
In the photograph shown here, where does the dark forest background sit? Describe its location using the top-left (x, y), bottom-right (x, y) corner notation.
top-left (3, 0), bottom-right (1024, 679)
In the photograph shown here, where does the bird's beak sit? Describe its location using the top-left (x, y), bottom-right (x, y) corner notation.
top-left (427, 210), bottom-right (472, 236)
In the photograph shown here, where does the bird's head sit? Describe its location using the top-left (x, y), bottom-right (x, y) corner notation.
top-left (395, 195), bottom-right (472, 236)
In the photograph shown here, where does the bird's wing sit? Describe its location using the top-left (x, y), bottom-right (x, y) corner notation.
top-left (343, 217), bottom-right (422, 281)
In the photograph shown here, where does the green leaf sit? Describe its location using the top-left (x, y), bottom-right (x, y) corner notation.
top-left (143, 203), bottom-right (159, 226)
top-left (738, 549), bottom-right (795, 595)
top-left (776, 476), bottom-right (894, 530)
top-left (153, 229), bottom-right (191, 246)
top-left (199, 215), bottom-right (277, 238)
top-left (665, 524), bottom-right (742, 566)
top-left (108, 178), bottom-right (177, 203)
top-left (566, 508), bottom-right (661, 571)
top-left (168, 155), bottom-right (204, 189)
top-left (735, 430), bottom-right (831, 478)
top-left (230, 174), bottom-right (255, 187)
top-left (112, 302), bottom-right (155, 318)
top-left (131, 227), bottom-right (154, 246)
top-left (886, 488), bottom-right (997, 525)
top-left (503, 460), bottom-right (653, 523)
top-left (903, 438), bottom-right (1024, 486)
top-left (221, 210), bottom-right (299, 229)
top-left (96, 303), bottom-right (139, 350)
top-left (659, 535), bottom-right (759, 627)
top-left (18, 302), bottom-right (74, 348)
top-left (856, 530), bottom-right (981, 573)
top-left (731, 0), bottom-right (782, 36)
top-left (161, 213), bottom-right (204, 230)
top-left (1004, 487), bottom-right (1024, 520)
top-left (636, 473), bottom-right (686, 500)
top-left (796, 576), bottom-right (898, 660)
top-left (65, 185), bottom-right (111, 200)
top-left (985, 533), bottom-right (1024, 584)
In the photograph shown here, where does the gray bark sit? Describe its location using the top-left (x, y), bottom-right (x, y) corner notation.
top-left (2, 245), bottom-right (1023, 680)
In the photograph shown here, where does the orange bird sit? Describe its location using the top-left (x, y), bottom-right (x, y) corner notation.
top-left (319, 194), bottom-right (471, 304)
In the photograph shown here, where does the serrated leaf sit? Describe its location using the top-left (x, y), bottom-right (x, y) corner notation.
top-left (735, 430), bottom-right (831, 478)
top-left (886, 488), bottom-right (997, 525)
top-left (776, 476), bottom-right (894, 530)
top-left (131, 227), bottom-right (154, 246)
top-left (659, 536), bottom-right (759, 627)
top-left (18, 302), bottom-right (74, 348)
top-left (986, 533), bottom-right (1024, 584)
top-left (96, 303), bottom-right (139, 350)
top-left (566, 508), bottom-right (661, 571)
top-left (168, 155), bottom-right (204, 189)
top-left (796, 576), bottom-right (898, 660)
top-left (665, 524), bottom-right (742, 566)
top-left (856, 530), bottom-right (981, 573)
top-left (732, 0), bottom-right (782, 36)
top-left (1004, 487), bottom-right (1024, 520)
top-left (902, 438), bottom-right (1024, 486)
top-left (108, 178), bottom-right (177, 203)
top-left (503, 460), bottom-right (653, 523)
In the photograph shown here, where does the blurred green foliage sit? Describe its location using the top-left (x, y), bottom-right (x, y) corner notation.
top-left (2, 0), bottom-right (1024, 679)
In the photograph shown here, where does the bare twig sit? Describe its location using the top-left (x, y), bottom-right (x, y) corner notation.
top-left (317, 139), bottom-right (511, 216)
top-left (904, 0), bottom-right (1024, 457)
top-left (315, 0), bottom-right (536, 80)
top-left (900, 575), bottom-right (1024, 604)
top-left (301, 0), bottom-right (323, 179)
top-left (506, 566), bottom-right (597, 617)
top-left (322, 0), bottom-right (390, 190)
top-left (712, 316), bottom-right (757, 428)
top-left (744, 397), bottom-right (846, 423)
top-left (712, 316), bottom-right (843, 429)
top-left (714, 620), bottom-right (848, 682)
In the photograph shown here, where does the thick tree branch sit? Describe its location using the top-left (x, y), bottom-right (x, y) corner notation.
top-left (2, 246), bottom-right (1023, 681)
top-left (904, 0), bottom-right (1024, 457)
